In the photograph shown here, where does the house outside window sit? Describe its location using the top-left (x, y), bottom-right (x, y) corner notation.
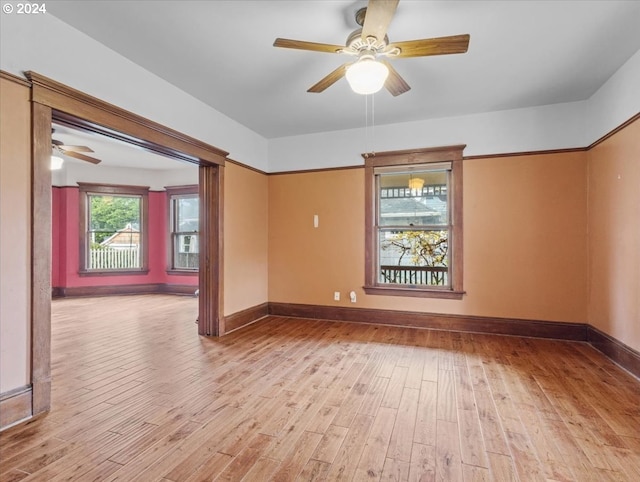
top-left (364, 145), bottom-right (465, 299)
top-left (78, 183), bottom-right (149, 274)
top-left (167, 186), bottom-right (199, 271)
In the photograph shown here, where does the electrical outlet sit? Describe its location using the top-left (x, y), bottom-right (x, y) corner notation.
top-left (334, 291), bottom-right (340, 301)
top-left (350, 291), bottom-right (357, 303)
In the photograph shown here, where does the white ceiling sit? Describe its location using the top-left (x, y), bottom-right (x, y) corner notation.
top-left (47, 0), bottom-right (640, 141)
top-left (52, 123), bottom-right (193, 170)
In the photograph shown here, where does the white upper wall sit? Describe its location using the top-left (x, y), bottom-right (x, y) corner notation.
top-left (52, 162), bottom-right (198, 191)
top-left (0, 12), bottom-right (269, 171)
top-left (268, 48), bottom-right (640, 172)
top-left (586, 49), bottom-right (640, 143)
top-left (268, 101), bottom-right (589, 172)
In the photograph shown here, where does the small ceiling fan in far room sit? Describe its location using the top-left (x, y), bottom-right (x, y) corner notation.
top-left (273, 0), bottom-right (470, 96)
top-left (52, 133), bottom-right (102, 165)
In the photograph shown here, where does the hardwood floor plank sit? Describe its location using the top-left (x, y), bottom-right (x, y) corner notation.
top-left (421, 344), bottom-right (439, 383)
top-left (0, 437), bottom-right (68, 474)
top-left (462, 463), bottom-right (490, 481)
top-left (473, 388), bottom-right (509, 456)
top-left (298, 459), bottom-right (331, 481)
top-left (404, 350), bottom-right (425, 390)
top-left (387, 387), bottom-right (419, 463)
top-left (457, 408), bottom-right (489, 469)
top-left (408, 442), bottom-right (435, 482)
top-left (2, 295), bottom-right (640, 481)
top-left (435, 420), bottom-right (463, 481)
top-left (324, 413), bottom-right (374, 481)
top-left (414, 380), bottom-right (437, 447)
top-left (107, 415), bottom-right (198, 465)
top-left (239, 456), bottom-right (280, 481)
top-left (436, 369), bottom-right (457, 423)
top-left (0, 469), bottom-right (30, 482)
top-left (381, 366), bottom-right (409, 409)
top-left (357, 376), bottom-right (389, 418)
top-left (182, 452), bottom-right (233, 482)
top-left (215, 433), bottom-right (274, 481)
top-left (486, 452), bottom-right (517, 482)
top-left (380, 457), bottom-right (410, 481)
top-left (17, 430), bottom-right (121, 481)
top-left (505, 430), bottom-right (546, 482)
top-left (268, 430), bottom-right (323, 482)
top-left (353, 406), bottom-right (397, 480)
top-left (305, 404), bottom-right (340, 435)
top-left (311, 424), bottom-right (349, 464)
top-left (103, 420), bottom-right (202, 481)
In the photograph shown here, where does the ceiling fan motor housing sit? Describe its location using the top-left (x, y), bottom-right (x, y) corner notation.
top-left (346, 28), bottom-right (389, 53)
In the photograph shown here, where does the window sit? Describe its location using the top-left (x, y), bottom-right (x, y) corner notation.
top-left (364, 145), bottom-right (465, 299)
top-left (167, 186), bottom-right (199, 271)
top-left (78, 183), bottom-right (149, 274)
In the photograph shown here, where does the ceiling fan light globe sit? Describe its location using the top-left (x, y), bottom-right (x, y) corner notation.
top-left (51, 155), bottom-right (64, 170)
top-left (346, 59), bottom-right (389, 95)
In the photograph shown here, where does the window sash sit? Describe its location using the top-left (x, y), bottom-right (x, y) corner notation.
top-left (78, 183), bottom-right (149, 275)
top-left (374, 163), bottom-right (453, 289)
top-left (169, 192), bottom-right (199, 271)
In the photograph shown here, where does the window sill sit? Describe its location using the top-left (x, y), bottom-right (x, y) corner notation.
top-left (79, 269), bottom-right (149, 277)
top-left (166, 269), bottom-right (198, 276)
top-left (363, 285), bottom-right (465, 300)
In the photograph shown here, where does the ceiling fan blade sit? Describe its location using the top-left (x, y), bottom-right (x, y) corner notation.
top-left (381, 60), bottom-right (410, 96)
top-left (274, 38), bottom-right (344, 54)
top-left (307, 63), bottom-right (349, 93)
top-left (389, 34), bottom-right (470, 58)
top-left (60, 145), bottom-right (94, 153)
top-left (62, 150), bottom-right (102, 165)
top-left (52, 139), bottom-right (64, 146)
top-left (361, 0), bottom-right (399, 43)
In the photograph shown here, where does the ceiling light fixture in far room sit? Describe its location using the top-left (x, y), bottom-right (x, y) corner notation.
top-left (51, 155), bottom-right (64, 170)
top-left (345, 55), bottom-right (389, 95)
top-left (408, 176), bottom-right (424, 192)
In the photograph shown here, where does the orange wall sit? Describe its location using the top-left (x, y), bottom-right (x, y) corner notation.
top-left (0, 77), bottom-right (31, 393)
top-left (269, 151), bottom-right (588, 323)
top-left (588, 120), bottom-right (640, 352)
top-left (223, 162), bottom-right (269, 316)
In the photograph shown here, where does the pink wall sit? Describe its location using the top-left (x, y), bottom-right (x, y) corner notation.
top-left (51, 187), bottom-right (61, 287)
top-left (52, 187), bottom-right (197, 288)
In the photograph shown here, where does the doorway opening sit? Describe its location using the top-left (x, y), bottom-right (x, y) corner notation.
top-left (29, 71), bottom-right (228, 417)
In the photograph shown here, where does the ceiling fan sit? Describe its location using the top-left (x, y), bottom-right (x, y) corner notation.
top-left (273, 0), bottom-right (470, 96)
top-left (52, 132), bottom-right (101, 165)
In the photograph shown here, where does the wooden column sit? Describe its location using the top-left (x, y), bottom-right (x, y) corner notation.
top-left (198, 164), bottom-right (224, 336)
top-left (31, 101), bottom-right (52, 415)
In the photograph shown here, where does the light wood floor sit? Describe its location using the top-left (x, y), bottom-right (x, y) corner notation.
top-left (1, 295), bottom-right (640, 481)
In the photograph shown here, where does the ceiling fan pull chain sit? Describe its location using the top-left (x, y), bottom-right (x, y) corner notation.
top-left (372, 93), bottom-right (375, 156)
top-left (364, 93), bottom-right (369, 157)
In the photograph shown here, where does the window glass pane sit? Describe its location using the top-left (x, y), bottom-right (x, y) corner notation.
top-left (170, 193), bottom-right (199, 270)
top-left (378, 170), bottom-right (448, 227)
top-left (87, 194), bottom-right (141, 270)
top-left (378, 230), bottom-right (449, 286)
top-left (177, 197), bottom-right (198, 232)
top-left (89, 195), bottom-right (141, 233)
top-left (174, 234), bottom-right (199, 269)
